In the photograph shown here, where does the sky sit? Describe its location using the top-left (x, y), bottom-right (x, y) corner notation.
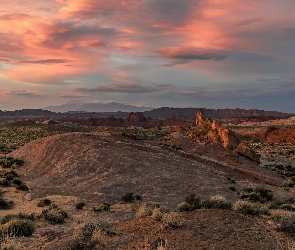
top-left (0, 0), bottom-right (295, 112)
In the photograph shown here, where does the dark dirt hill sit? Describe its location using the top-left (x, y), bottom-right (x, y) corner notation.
top-left (10, 132), bottom-right (290, 206)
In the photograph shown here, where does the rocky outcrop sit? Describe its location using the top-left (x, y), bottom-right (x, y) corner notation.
top-left (192, 109), bottom-right (260, 162)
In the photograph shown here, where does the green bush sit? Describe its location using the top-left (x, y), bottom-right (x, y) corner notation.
top-left (202, 196), bottom-right (232, 210)
top-left (76, 202), bottom-right (86, 210)
top-left (233, 200), bottom-right (268, 215)
top-left (0, 218), bottom-right (35, 237)
top-left (120, 192), bottom-right (142, 203)
top-left (241, 187), bottom-right (273, 203)
top-left (42, 206), bottom-right (68, 224)
top-left (92, 203), bottom-right (110, 212)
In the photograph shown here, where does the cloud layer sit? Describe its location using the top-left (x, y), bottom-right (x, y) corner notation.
top-left (0, 0), bottom-right (294, 111)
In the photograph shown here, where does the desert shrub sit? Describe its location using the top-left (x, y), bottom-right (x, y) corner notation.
top-left (16, 183), bottom-right (29, 191)
top-left (92, 203), bottom-right (110, 212)
top-left (0, 179), bottom-right (9, 187)
top-left (1, 213), bottom-right (35, 224)
top-left (280, 204), bottom-right (295, 211)
top-left (202, 196), bottom-right (232, 210)
top-left (11, 178), bottom-right (21, 185)
top-left (67, 221), bottom-right (115, 250)
top-left (162, 212), bottom-right (185, 229)
top-left (282, 180), bottom-right (295, 189)
top-left (136, 202), bottom-right (161, 218)
top-left (37, 198), bottom-right (52, 207)
top-left (177, 193), bottom-right (201, 212)
top-left (229, 186), bottom-right (236, 192)
top-left (151, 207), bottom-right (168, 221)
top-left (42, 205), bottom-right (68, 224)
top-left (0, 198), bottom-right (14, 210)
top-left (0, 237), bottom-right (19, 250)
top-left (0, 218), bottom-right (35, 237)
top-left (120, 192), bottom-right (142, 203)
top-left (241, 187), bottom-right (273, 203)
top-left (76, 202), bottom-right (86, 210)
top-left (275, 214), bottom-right (295, 233)
top-left (233, 200), bottom-right (264, 215)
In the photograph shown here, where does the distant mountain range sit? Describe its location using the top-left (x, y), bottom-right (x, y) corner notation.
top-left (43, 102), bottom-right (154, 113)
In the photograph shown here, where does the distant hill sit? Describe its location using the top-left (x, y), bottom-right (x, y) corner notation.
top-left (143, 107), bottom-right (293, 119)
top-left (43, 102), bottom-right (153, 113)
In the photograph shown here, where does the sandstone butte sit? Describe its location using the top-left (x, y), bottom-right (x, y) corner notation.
top-left (191, 109), bottom-right (260, 163)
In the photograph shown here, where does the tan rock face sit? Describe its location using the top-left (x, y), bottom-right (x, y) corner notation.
top-left (193, 109), bottom-right (260, 162)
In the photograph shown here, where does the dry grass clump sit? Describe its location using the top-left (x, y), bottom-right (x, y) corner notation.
top-left (92, 203), bottom-right (110, 213)
top-left (67, 221), bottom-right (115, 250)
top-left (202, 195), bottom-right (232, 210)
top-left (233, 200), bottom-right (269, 216)
top-left (0, 236), bottom-right (20, 250)
top-left (162, 212), bottom-right (185, 229)
top-left (41, 205), bottom-right (68, 224)
top-left (136, 202), bottom-right (163, 218)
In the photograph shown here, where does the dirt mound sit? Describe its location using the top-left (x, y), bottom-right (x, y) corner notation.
top-left (9, 132), bottom-right (287, 206)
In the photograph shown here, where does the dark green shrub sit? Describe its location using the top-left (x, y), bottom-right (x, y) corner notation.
top-left (241, 187), bottom-right (273, 203)
top-left (0, 178), bottom-right (9, 187)
top-left (0, 198), bottom-right (14, 209)
top-left (42, 206), bottom-right (68, 224)
top-left (37, 198), bottom-right (52, 207)
top-left (229, 186), bottom-right (236, 192)
top-left (0, 218), bottom-right (35, 237)
top-left (16, 183), bottom-right (29, 191)
top-left (120, 192), bottom-right (142, 203)
top-left (93, 203), bottom-right (110, 212)
top-left (12, 178), bottom-right (21, 185)
top-left (76, 202), bottom-right (86, 210)
top-left (177, 193), bottom-right (201, 212)
top-left (280, 204), bottom-right (295, 211)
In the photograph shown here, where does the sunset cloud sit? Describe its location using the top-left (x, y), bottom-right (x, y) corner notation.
top-left (0, 0), bottom-right (294, 111)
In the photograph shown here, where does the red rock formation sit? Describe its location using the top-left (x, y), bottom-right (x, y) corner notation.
top-left (192, 109), bottom-right (260, 162)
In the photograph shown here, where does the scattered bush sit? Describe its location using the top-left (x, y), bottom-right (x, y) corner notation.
top-left (280, 204), bottom-right (295, 211)
top-left (0, 198), bottom-right (14, 210)
top-left (92, 203), bottom-right (110, 212)
top-left (202, 196), bottom-right (232, 210)
top-left (76, 202), bottom-right (86, 210)
top-left (233, 200), bottom-right (267, 215)
top-left (162, 212), bottom-right (185, 229)
top-left (177, 193), bottom-right (201, 212)
top-left (136, 202), bottom-right (161, 218)
top-left (282, 180), bottom-right (295, 189)
top-left (42, 205), bottom-right (68, 224)
top-left (1, 213), bottom-right (35, 224)
top-left (241, 187), bottom-right (273, 203)
top-left (0, 218), bottom-right (35, 237)
top-left (67, 221), bottom-right (115, 250)
top-left (16, 183), bottom-right (29, 191)
top-left (37, 198), bottom-right (52, 207)
top-left (120, 192), bottom-right (142, 203)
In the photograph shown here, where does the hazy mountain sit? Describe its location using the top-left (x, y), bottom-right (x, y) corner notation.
top-left (43, 102), bottom-right (154, 113)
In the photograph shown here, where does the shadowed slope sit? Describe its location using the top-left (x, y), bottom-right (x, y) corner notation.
top-left (10, 132), bottom-right (288, 207)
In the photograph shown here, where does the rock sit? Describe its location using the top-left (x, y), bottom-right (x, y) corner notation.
top-left (192, 109), bottom-right (260, 163)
